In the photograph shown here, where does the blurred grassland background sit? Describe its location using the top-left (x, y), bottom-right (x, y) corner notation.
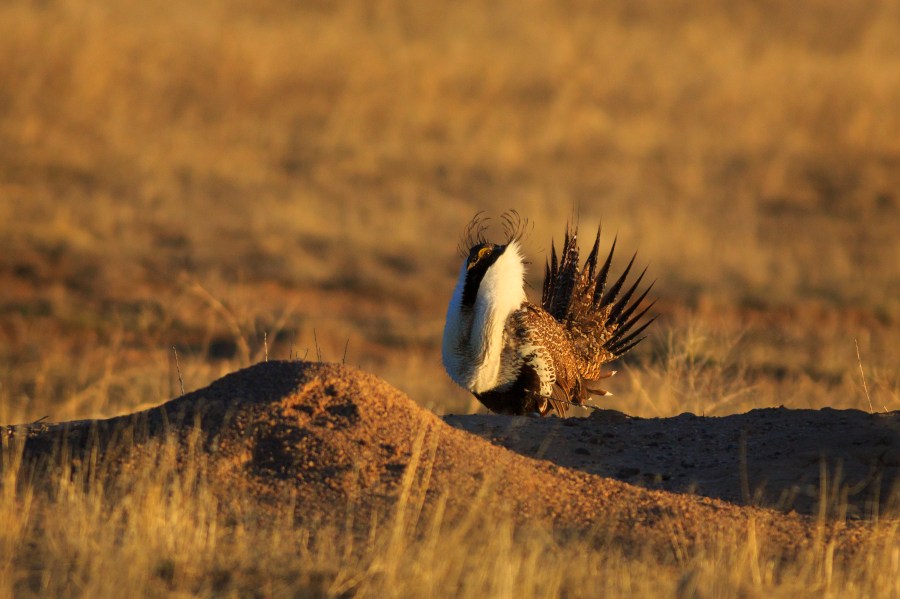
top-left (2, 2), bottom-right (900, 597)
top-left (1, 0), bottom-right (899, 423)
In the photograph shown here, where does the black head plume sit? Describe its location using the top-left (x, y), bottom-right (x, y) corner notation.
top-left (458, 210), bottom-right (532, 257)
top-left (458, 212), bottom-right (490, 257)
top-left (499, 210), bottom-right (531, 246)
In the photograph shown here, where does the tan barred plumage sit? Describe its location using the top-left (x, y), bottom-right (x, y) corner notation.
top-left (442, 213), bottom-right (655, 416)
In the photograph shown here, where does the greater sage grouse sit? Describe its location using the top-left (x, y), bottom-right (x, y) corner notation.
top-left (442, 213), bottom-right (655, 416)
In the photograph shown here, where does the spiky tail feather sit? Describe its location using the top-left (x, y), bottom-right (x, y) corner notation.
top-left (542, 224), bottom-right (656, 383)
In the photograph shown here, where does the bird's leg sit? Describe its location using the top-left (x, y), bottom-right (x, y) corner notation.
top-left (521, 390), bottom-right (549, 417)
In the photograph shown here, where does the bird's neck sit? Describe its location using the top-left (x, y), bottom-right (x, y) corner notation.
top-left (442, 242), bottom-right (526, 393)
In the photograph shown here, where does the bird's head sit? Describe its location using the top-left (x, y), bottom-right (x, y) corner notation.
top-left (461, 242), bottom-right (509, 307)
top-left (465, 242), bottom-right (504, 271)
top-left (453, 211), bottom-right (531, 309)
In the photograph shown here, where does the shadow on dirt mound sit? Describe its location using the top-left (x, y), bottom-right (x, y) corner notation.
top-left (3, 361), bottom-right (891, 554)
top-left (445, 407), bottom-right (900, 518)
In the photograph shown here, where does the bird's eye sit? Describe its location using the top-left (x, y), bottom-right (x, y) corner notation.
top-left (467, 245), bottom-right (492, 270)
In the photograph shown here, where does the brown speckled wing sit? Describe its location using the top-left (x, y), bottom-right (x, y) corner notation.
top-left (516, 303), bottom-right (579, 415)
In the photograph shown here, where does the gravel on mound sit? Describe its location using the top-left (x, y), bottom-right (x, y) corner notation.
top-left (3, 361), bottom-right (881, 554)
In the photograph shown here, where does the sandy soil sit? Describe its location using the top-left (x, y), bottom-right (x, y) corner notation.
top-left (5, 361), bottom-right (898, 556)
top-left (446, 407), bottom-right (899, 519)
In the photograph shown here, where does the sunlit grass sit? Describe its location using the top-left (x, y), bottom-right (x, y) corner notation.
top-left (1, 426), bottom-right (898, 598)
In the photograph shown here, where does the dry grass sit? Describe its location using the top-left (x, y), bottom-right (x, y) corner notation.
top-left (2, 430), bottom-right (899, 599)
top-left (1, 0), bottom-right (899, 595)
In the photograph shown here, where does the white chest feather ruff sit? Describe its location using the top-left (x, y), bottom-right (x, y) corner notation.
top-left (442, 241), bottom-right (527, 393)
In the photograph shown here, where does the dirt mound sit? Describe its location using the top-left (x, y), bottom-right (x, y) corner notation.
top-left (6, 361), bottom-right (890, 554)
top-left (446, 407), bottom-right (900, 518)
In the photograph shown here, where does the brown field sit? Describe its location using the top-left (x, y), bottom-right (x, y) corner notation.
top-left (1, 0), bottom-right (899, 596)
